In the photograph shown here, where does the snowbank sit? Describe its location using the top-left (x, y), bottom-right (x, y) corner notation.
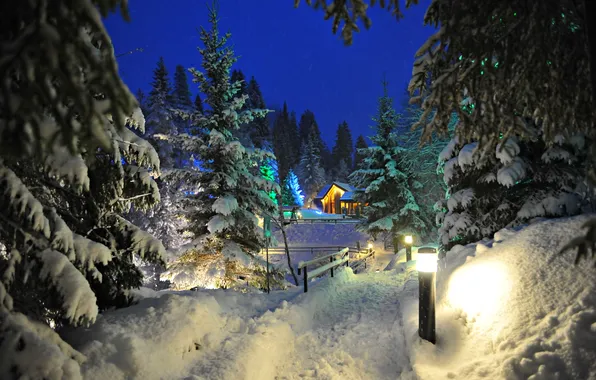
top-left (61, 215), bottom-right (596, 379)
top-left (405, 215), bottom-right (596, 379)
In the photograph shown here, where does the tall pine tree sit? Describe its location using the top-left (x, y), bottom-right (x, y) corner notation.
top-left (273, 102), bottom-right (300, 180)
top-left (247, 76), bottom-right (270, 148)
top-left (172, 64), bottom-right (193, 109)
top-left (298, 129), bottom-right (327, 205)
top-left (146, 57), bottom-right (178, 169)
top-left (353, 134), bottom-right (368, 171)
top-left (168, 4), bottom-right (278, 254)
top-left (331, 121), bottom-right (354, 180)
top-left (350, 80), bottom-right (427, 238)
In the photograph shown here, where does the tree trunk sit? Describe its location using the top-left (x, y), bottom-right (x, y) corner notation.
top-left (276, 194), bottom-right (299, 286)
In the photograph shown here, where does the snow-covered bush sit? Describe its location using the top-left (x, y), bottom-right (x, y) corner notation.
top-left (436, 124), bottom-right (590, 250)
top-left (0, 1), bottom-right (165, 378)
top-left (161, 235), bottom-right (286, 291)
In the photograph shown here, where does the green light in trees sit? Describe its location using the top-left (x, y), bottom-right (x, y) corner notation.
top-left (547, 60), bottom-right (552, 65)
top-left (494, 62), bottom-right (499, 68)
top-left (513, 12), bottom-right (517, 16)
top-left (480, 70), bottom-right (485, 75)
top-left (458, 55), bottom-right (463, 61)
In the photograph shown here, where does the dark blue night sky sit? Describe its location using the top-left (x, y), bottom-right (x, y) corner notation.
top-left (105, 0), bottom-right (435, 147)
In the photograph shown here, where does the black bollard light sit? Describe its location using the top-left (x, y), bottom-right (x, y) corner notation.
top-left (404, 235), bottom-right (413, 261)
top-left (417, 247), bottom-right (438, 344)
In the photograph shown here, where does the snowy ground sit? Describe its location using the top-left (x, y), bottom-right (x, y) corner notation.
top-left (63, 215), bottom-right (596, 379)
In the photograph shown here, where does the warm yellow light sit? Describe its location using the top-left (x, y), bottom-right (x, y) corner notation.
top-left (447, 261), bottom-right (511, 319)
top-left (405, 235), bottom-right (413, 245)
top-left (367, 242), bottom-right (373, 250)
top-left (297, 211), bottom-right (303, 219)
top-left (416, 253), bottom-right (438, 272)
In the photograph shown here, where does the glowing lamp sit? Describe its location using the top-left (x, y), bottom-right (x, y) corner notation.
top-left (404, 235), bottom-right (413, 245)
top-left (367, 242), bottom-right (373, 250)
top-left (297, 211), bottom-right (303, 219)
top-left (417, 246), bottom-right (438, 344)
top-left (416, 248), bottom-right (438, 273)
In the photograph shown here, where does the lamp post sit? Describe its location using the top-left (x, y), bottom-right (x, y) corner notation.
top-left (404, 235), bottom-right (413, 261)
top-left (417, 247), bottom-right (438, 344)
top-left (367, 242), bottom-right (373, 253)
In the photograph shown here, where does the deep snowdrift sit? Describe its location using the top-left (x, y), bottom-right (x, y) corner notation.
top-left (62, 215), bottom-right (596, 379)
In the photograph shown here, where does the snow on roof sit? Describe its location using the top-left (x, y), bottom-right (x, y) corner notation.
top-left (340, 191), bottom-right (355, 200)
top-left (314, 182), bottom-right (357, 199)
top-left (314, 184), bottom-right (332, 199)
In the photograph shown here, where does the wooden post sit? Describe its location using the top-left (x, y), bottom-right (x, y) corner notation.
top-left (356, 241), bottom-right (361, 252)
top-left (330, 256), bottom-right (334, 277)
top-left (303, 267), bottom-right (308, 293)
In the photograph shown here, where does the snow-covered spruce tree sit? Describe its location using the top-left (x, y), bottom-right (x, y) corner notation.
top-left (282, 169), bottom-right (305, 207)
top-left (436, 122), bottom-right (590, 251)
top-left (297, 130), bottom-right (327, 206)
top-left (353, 134), bottom-right (368, 171)
top-left (145, 57), bottom-right (178, 170)
top-left (349, 81), bottom-right (428, 239)
top-left (159, 4), bottom-right (279, 290)
top-left (0, 1), bottom-right (165, 377)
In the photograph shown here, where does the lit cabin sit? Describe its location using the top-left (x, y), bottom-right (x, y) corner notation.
top-left (313, 182), bottom-right (364, 215)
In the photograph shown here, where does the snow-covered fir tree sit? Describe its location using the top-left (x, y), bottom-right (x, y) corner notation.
top-left (0, 1), bottom-right (165, 377)
top-left (159, 4), bottom-right (279, 290)
top-left (436, 122), bottom-right (591, 251)
top-left (145, 57), bottom-right (178, 169)
top-left (349, 81), bottom-right (428, 239)
top-left (353, 134), bottom-right (368, 171)
top-left (298, 130), bottom-right (327, 206)
top-left (282, 169), bottom-right (305, 206)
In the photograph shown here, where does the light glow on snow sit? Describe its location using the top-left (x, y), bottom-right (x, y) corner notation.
top-left (447, 260), bottom-right (510, 318)
top-left (416, 253), bottom-right (438, 272)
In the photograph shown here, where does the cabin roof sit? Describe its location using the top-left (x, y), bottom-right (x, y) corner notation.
top-left (314, 182), bottom-right (359, 200)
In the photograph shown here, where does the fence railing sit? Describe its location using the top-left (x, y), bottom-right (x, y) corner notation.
top-left (350, 249), bottom-right (376, 273)
top-left (291, 218), bottom-right (363, 225)
top-left (297, 247), bottom-right (350, 292)
top-left (264, 245), bottom-right (364, 256)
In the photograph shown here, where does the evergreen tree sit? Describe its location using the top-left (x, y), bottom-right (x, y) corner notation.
top-left (289, 110), bottom-right (301, 168)
top-left (298, 110), bottom-right (332, 175)
top-left (194, 93), bottom-right (204, 114)
top-left (298, 130), bottom-right (327, 205)
top-left (172, 64), bottom-right (193, 109)
top-left (436, 125), bottom-right (590, 251)
top-left (146, 57), bottom-right (178, 169)
top-left (299, 110), bottom-right (317, 143)
top-left (136, 88), bottom-right (148, 115)
top-left (247, 76), bottom-right (270, 148)
top-left (353, 134), bottom-right (368, 170)
top-left (167, 4), bottom-right (278, 254)
top-left (0, 1), bottom-right (164, 376)
top-left (331, 121), bottom-right (354, 177)
top-left (231, 69), bottom-right (247, 100)
top-left (282, 169), bottom-right (305, 206)
top-left (349, 81), bottom-right (427, 238)
top-left (272, 102), bottom-right (297, 180)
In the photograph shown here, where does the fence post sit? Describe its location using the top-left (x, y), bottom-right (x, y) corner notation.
top-left (303, 266), bottom-right (308, 293)
top-left (357, 241), bottom-right (361, 252)
top-left (330, 256), bottom-right (334, 277)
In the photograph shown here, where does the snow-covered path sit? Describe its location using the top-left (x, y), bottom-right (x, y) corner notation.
top-left (276, 271), bottom-right (413, 379)
top-left (176, 268), bottom-right (416, 380)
